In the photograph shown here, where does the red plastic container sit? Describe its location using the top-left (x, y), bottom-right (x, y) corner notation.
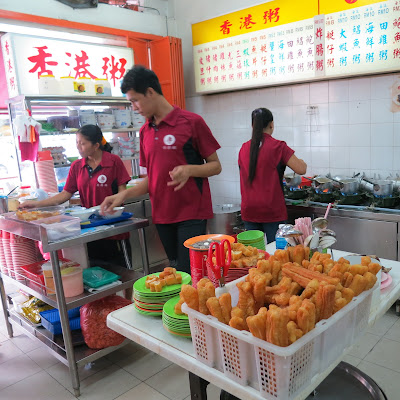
top-left (184, 234), bottom-right (235, 288)
top-left (189, 248), bottom-right (209, 288)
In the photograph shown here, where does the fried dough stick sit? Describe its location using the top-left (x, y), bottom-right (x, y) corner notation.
top-left (266, 307), bottom-right (289, 347)
top-left (283, 264), bottom-right (340, 287)
top-left (180, 285), bottom-right (199, 311)
top-left (197, 278), bottom-right (215, 315)
top-left (247, 307), bottom-right (268, 340)
top-left (315, 283), bottom-right (336, 321)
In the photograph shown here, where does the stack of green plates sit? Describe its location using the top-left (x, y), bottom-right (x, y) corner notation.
top-left (162, 296), bottom-right (191, 338)
top-left (133, 272), bottom-right (191, 316)
top-left (237, 230), bottom-right (266, 250)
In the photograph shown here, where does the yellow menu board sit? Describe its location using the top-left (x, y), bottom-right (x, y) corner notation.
top-left (192, 0), bottom-right (400, 94)
top-left (319, 0), bottom-right (386, 15)
top-left (192, 0), bottom-right (318, 46)
top-left (323, 0), bottom-right (400, 77)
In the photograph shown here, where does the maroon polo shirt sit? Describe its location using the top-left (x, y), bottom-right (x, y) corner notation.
top-left (64, 151), bottom-right (131, 208)
top-left (238, 134), bottom-right (294, 223)
top-left (140, 106), bottom-right (220, 224)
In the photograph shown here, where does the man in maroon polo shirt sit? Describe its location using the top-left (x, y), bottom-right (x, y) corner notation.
top-left (101, 65), bottom-right (222, 273)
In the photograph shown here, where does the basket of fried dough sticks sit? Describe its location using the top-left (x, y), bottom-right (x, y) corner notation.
top-left (178, 245), bottom-right (380, 400)
top-left (206, 242), bottom-right (269, 287)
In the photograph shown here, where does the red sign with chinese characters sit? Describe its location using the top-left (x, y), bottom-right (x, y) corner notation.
top-left (1, 33), bottom-right (134, 97)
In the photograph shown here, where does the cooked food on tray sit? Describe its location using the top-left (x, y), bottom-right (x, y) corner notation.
top-left (210, 242), bottom-right (266, 268)
top-left (182, 245), bottom-right (380, 347)
top-left (15, 209), bottom-right (61, 221)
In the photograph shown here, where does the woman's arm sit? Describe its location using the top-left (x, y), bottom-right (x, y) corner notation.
top-left (19, 190), bottom-right (73, 209)
top-left (117, 184), bottom-right (127, 193)
top-left (167, 152), bottom-right (222, 191)
top-left (286, 154), bottom-right (307, 175)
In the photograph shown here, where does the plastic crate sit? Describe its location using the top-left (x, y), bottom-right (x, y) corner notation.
top-left (20, 258), bottom-right (73, 295)
top-left (182, 276), bottom-right (377, 400)
top-left (39, 307), bottom-right (81, 335)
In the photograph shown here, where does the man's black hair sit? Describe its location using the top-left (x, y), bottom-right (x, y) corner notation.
top-left (121, 65), bottom-right (163, 95)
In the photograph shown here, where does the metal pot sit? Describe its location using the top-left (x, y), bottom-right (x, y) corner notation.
top-left (306, 176), bottom-right (333, 192)
top-left (284, 173), bottom-right (302, 187)
top-left (386, 174), bottom-right (400, 192)
top-left (331, 177), bottom-right (360, 194)
top-left (362, 177), bottom-right (393, 197)
top-left (206, 204), bottom-right (242, 235)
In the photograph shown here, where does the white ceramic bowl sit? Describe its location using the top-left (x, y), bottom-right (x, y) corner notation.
top-left (90, 206), bottom-right (101, 216)
top-left (69, 209), bottom-right (95, 221)
top-left (103, 206), bottom-right (125, 219)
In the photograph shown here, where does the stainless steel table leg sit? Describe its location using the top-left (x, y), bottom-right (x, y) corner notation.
top-left (50, 251), bottom-right (81, 397)
top-left (120, 239), bottom-right (132, 270)
top-left (0, 276), bottom-right (13, 337)
top-left (138, 227), bottom-right (150, 275)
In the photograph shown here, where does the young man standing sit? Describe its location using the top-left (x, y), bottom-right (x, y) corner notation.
top-left (101, 65), bottom-right (221, 273)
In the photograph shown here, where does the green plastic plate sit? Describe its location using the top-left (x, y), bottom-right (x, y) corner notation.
top-left (133, 272), bottom-right (191, 295)
top-left (162, 296), bottom-right (189, 321)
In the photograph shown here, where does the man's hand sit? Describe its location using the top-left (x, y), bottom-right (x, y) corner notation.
top-left (100, 192), bottom-right (126, 215)
top-left (167, 165), bottom-right (191, 191)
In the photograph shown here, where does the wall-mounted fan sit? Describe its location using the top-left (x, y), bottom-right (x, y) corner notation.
top-left (55, 0), bottom-right (98, 9)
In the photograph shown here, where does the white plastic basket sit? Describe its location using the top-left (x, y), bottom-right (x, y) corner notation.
top-left (182, 276), bottom-right (377, 400)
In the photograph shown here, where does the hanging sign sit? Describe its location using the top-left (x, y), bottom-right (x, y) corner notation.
top-left (1, 33), bottom-right (134, 97)
top-left (322, 0), bottom-right (400, 77)
top-left (192, 0), bottom-right (400, 94)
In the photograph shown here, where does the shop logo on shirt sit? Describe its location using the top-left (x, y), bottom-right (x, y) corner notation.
top-left (163, 134), bottom-right (176, 146)
top-left (98, 174), bottom-right (107, 184)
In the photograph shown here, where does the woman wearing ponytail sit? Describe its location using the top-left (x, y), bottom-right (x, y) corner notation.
top-left (238, 108), bottom-right (307, 243)
top-left (20, 124), bottom-right (132, 267)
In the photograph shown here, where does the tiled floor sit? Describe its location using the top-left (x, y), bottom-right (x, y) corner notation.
top-left (1, 297), bottom-right (399, 400)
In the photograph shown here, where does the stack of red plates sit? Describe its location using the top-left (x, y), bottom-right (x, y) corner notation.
top-left (10, 234), bottom-right (39, 281)
top-left (2, 231), bottom-right (13, 278)
top-left (35, 160), bottom-right (58, 193)
top-left (0, 231), bottom-right (7, 276)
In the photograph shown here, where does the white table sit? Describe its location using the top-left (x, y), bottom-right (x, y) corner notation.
top-left (107, 245), bottom-right (400, 400)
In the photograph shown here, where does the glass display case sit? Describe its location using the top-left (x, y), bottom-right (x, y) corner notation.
top-left (7, 95), bottom-right (145, 189)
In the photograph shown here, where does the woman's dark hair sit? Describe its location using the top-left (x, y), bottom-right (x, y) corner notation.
top-left (121, 65), bottom-right (163, 96)
top-left (248, 108), bottom-right (274, 184)
top-left (77, 124), bottom-right (112, 153)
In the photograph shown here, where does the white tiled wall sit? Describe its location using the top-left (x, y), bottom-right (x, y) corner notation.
top-left (185, 73), bottom-right (400, 205)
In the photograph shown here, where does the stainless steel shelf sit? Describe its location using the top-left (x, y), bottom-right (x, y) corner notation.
top-left (40, 127), bottom-right (142, 136)
top-left (0, 216), bottom-right (149, 252)
top-left (1, 265), bottom-right (143, 310)
top-left (25, 95), bottom-right (130, 107)
top-left (8, 310), bottom-right (130, 367)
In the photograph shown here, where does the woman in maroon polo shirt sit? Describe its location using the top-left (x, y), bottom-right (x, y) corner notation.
top-left (21, 124), bottom-right (131, 265)
top-left (238, 108), bottom-right (307, 243)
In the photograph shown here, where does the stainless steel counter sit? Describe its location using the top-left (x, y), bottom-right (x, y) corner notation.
top-left (123, 194), bottom-right (169, 270)
top-left (286, 202), bottom-right (400, 261)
